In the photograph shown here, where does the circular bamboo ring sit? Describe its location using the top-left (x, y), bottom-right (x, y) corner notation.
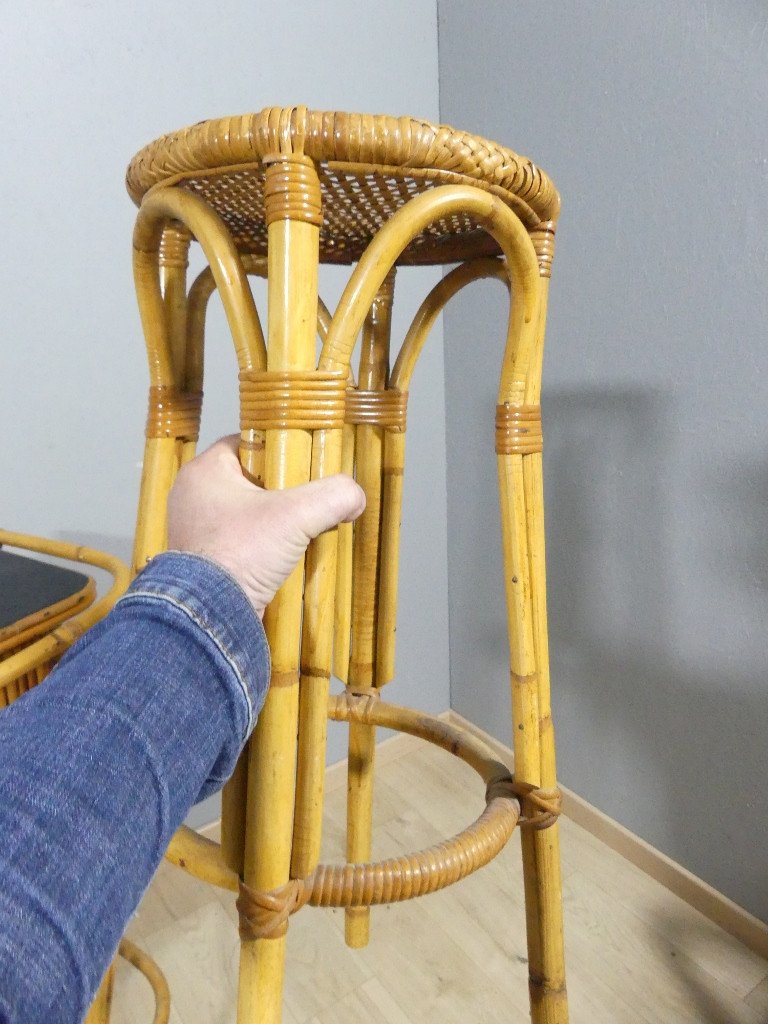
top-left (234, 697), bottom-right (523, 941)
top-left (306, 694), bottom-right (520, 905)
top-left (168, 699), bottom-right (549, 922)
top-left (118, 938), bottom-right (171, 1024)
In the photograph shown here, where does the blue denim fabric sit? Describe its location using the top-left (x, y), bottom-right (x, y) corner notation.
top-left (0, 552), bottom-right (270, 1023)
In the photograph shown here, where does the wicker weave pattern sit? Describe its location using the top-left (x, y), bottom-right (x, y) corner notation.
top-left (126, 108), bottom-right (559, 266)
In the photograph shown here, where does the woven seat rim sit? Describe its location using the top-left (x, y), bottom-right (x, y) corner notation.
top-left (125, 106), bottom-right (559, 226)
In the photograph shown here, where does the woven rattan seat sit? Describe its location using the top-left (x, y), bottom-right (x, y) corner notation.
top-left (127, 106), bottom-right (569, 1024)
top-left (126, 108), bottom-right (559, 265)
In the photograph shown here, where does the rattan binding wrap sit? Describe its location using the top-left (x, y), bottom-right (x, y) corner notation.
top-left (344, 388), bottom-right (407, 431)
top-left (146, 386), bottom-right (203, 441)
top-left (530, 221), bottom-right (556, 279)
top-left (495, 403), bottom-right (543, 455)
top-left (126, 108), bottom-right (559, 266)
top-left (263, 153), bottom-right (323, 227)
top-left (239, 370), bottom-right (346, 432)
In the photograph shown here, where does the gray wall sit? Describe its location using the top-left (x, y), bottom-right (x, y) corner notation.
top-left (438, 1), bottom-right (768, 922)
top-left (1, 1), bottom-right (449, 826)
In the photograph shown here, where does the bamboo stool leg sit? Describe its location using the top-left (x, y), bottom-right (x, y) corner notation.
top-left (344, 271), bottom-right (395, 948)
top-left (498, 223), bottom-right (567, 1023)
top-left (237, 148), bottom-right (322, 1024)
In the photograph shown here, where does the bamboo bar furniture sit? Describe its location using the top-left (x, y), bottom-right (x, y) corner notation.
top-left (0, 531), bottom-right (170, 1024)
top-left (126, 106), bottom-right (568, 1023)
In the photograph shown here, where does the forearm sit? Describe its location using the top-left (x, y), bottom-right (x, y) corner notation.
top-left (0, 552), bottom-right (269, 1023)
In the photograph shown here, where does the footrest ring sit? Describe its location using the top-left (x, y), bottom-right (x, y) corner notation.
top-left (117, 938), bottom-right (171, 1024)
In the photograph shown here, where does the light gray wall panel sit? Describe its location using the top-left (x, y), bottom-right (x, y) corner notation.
top-left (438, 0), bottom-right (768, 921)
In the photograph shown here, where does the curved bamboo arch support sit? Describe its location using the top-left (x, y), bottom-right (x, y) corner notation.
top-left (375, 257), bottom-right (511, 688)
top-left (134, 189), bottom-right (266, 381)
top-left (133, 189), bottom-right (268, 569)
top-left (186, 255), bottom-right (333, 375)
top-left (320, 185), bottom-right (540, 407)
top-left (169, 697), bottom-right (525, 907)
top-left (391, 256), bottom-right (509, 390)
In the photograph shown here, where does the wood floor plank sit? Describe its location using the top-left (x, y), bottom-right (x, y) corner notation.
top-left (559, 817), bottom-right (768, 998)
top-left (563, 870), bottom-right (764, 1024)
top-left (745, 974), bottom-right (768, 1016)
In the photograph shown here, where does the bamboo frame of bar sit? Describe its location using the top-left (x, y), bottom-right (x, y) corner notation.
top-left (343, 269), bottom-right (395, 946)
top-left (127, 107), bottom-right (568, 1024)
top-left (183, 253), bottom-right (333, 879)
top-left (237, 146), bottom-right (324, 1024)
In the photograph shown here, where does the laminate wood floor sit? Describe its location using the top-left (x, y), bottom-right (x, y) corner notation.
top-left (114, 731), bottom-right (768, 1024)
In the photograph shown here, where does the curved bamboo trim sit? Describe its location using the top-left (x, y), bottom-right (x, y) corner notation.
top-left (134, 189), bottom-right (266, 382)
top-left (319, 185), bottom-right (540, 407)
top-left (118, 938), bottom-right (171, 1024)
top-left (172, 698), bottom-right (523, 919)
top-left (236, 697), bottom-right (528, 944)
top-left (186, 254), bottom-right (332, 376)
top-left (390, 257), bottom-right (509, 391)
top-left (378, 257), bottom-right (510, 685)
top-left (0, 531), bottom-right (129, 690)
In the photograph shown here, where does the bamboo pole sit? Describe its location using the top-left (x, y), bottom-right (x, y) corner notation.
top-left (343, 271), bottom-right (394, 947)
top-left (238, 145), bottom-right (322, 1024)
top-left (185, 259), bottom-right (264, 877)
top-left (377, 259), bottom-right (510, 685)
top-left (131, 189), bottom-right (264, 572)
top-left (183, 252), bottom-right (333, 879)
top-left (290, 419), bottom-right (344, 878)
top-left (332, 418), bottom-right (356, 682)
top-left (159, 224), bottom-right (192, 476)
top-left (497, 222), bottom-right (568, 1023)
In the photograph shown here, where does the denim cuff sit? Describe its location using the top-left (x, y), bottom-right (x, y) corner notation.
top-left (118, 551), bottom-right (271, 740)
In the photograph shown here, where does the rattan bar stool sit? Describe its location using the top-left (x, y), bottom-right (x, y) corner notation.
top-left (127, 106), bottom-right (568, 1024)
top-left (0, 531), bottom-right (171, 1023)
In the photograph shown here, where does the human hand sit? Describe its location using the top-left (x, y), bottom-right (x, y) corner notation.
top-left (167, 436), bottom-right (365, 617)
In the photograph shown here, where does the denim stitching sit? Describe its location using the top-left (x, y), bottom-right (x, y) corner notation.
top-left (117, 591), bottom-right (254, 739)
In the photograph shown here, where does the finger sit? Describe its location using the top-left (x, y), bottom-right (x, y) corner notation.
top-left (205, 435), bottom-right (241, 461)
top-left (195, 435), bottom-right (258, 487)
top-left (279, 475), bottom-right (365, 540)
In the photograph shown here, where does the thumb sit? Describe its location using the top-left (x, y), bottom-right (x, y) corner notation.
top-left (279, 475), bottom-right (366, 541)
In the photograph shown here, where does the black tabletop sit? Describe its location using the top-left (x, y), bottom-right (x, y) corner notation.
top-left (0, 550), bottom-right (91, 631)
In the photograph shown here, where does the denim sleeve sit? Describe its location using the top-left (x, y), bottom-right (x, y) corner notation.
top-left (0, 552), bottom-right (270, 1024)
